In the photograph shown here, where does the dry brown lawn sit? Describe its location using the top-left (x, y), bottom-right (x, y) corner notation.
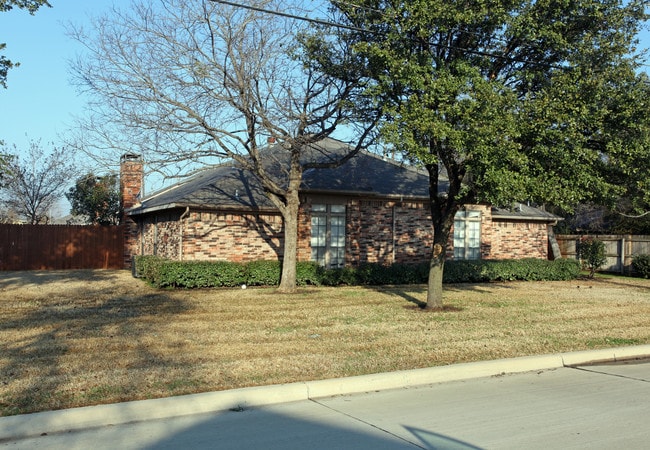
top-left (1, 269), bottom-right (649, 416)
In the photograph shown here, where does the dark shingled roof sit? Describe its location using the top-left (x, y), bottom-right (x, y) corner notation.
top-left (300, 138), bottom-right (433, 197)
top-left (127, 137), bottom-right (559, 222)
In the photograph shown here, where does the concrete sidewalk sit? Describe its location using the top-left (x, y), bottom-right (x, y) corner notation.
top-left (2, 345), bottom-right (650, 442)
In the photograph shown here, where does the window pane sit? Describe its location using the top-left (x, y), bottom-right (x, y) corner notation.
top-left (331, 247), bottom-right (345, 267)
top-left (311, 247), bottom-right (326, 265)
top-left (311, 215), bottom-right (326, 247)
top-left (312, 204), bottom-right (326, 212)
top-left (467, 210), bottom-right (481, 219)
top-left (453, 220), bottom-right (465, 248)
top-left (468, 222), bottom-right (480, 248)
top-left (331, 205), bottom-right (346, 214)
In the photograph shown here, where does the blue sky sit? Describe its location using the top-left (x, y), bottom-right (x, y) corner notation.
top-left (0, 1), bottom-right (131, 151)
top-left (1, 1), bottom-right (649, 175)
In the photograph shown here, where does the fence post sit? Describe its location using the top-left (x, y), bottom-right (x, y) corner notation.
top-left (625, 235), bottom-right (633, 275)
top-left (620, 236), bottom-right (625, 275)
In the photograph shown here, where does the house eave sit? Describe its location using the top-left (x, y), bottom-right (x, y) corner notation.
top-left (127, 202), bottom-right (280, 216)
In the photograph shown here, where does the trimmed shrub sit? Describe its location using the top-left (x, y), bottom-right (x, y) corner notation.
top-left (245, 261), bottom-right (323, 286)
top-left (132, 257), bottom-right (246, 288)
top-left (156, 260), bottom-right (246, 288)
top-left (441, 258), bottom-right (580, 283)
top-left (320, 266), bottom-right (358, 286)
top-left (133, 255), bottom-right (166, 281)
top-left (245, 260), bottom-right (281, 286)
top-left (133, 257), bottom-right (324, 288)
top-left (133, 256), bottom-right (580, 289)
top-left (632, 254), bottom-right (650, 278)
top-left (295, 261), bottom-right (322, 286)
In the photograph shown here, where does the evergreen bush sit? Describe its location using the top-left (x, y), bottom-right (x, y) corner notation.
top-left (632, 254), bottom-right (650, 278)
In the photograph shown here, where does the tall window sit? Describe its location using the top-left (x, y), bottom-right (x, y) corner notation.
top-left (454, 209), bottom-right (481, 260)
top-left (311, 204), bottom-right (346, 268)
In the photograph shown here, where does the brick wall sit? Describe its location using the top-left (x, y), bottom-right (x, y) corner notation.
top-left (182, 210), bottom-right (284, 262)
top-left (348, 199), bottom-right (434, 265)
top-left (130, 199), bottom-right (551, 264)
top-left (487, 220), bottom-right (550, 259)
top-left (394, 201), bottom-right (435, 263)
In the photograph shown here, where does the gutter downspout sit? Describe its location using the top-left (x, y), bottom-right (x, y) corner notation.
top-left (179, 207), bottom-right (190, 261)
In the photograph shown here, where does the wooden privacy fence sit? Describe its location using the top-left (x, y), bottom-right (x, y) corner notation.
top-left (0, 224), bottom-right (125, 270)
top-left (556, 234), bottom-right (650, 275)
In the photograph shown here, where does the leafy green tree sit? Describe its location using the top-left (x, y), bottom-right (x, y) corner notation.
top-left (310, 0), bottom-right (648, 308)
top-left (0, 0), bottom-right (49, 12)
top-left (1, 0), bottom-right (51, 88)
top-left (66, 173), bottom-right (121, 225)
top-left (576, 237), bottom-right (607, 278)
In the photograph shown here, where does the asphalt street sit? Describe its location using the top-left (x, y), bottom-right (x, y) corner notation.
top-left (2, 358), bottom-right (648, 450)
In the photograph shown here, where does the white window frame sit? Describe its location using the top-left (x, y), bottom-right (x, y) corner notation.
top-left (453, 209), bottom-right (481, 260)
top-left (310, 204), bottom-right (346, 268)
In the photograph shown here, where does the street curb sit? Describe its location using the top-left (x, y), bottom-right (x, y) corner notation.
top-left (2, 344), bottom-right (649, 442)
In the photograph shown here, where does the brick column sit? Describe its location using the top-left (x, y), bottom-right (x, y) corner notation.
top-left (120, 154), bottom-right (143, 269)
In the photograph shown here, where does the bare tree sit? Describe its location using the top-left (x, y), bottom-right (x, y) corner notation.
top-left (69, 0), bottom-right (375, 291)
top-left (1, 140), bottom-right (73, 224)
top-left (0, 150), bottom-right (12, 187)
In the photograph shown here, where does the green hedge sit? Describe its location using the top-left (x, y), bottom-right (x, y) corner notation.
top-left (133, 256), bottom-right (580, 289)
top-left (442, 258), bottom-right (580, 283)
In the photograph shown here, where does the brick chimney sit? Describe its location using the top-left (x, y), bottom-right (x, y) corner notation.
top-left (120, 154), bottom-right (143, 212)
top-left (120, 154), bottom-right (143, 269)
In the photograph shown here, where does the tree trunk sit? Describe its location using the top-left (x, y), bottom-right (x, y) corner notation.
top-left (425, 242), bottom-right (446, 310)
top-left (424, 207), bottom-right (455, 309)
top-left (278, 195), bottom-right (299, 293)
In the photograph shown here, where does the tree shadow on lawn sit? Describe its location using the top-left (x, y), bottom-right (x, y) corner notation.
top-left (0, 274), bottom-right (192, 416)
top-left (584, 275), bottom-right (650, 291)
top-left (373, 282), bottom-right (525, 311)
top-left (0, 269), bottom-right (129, 293)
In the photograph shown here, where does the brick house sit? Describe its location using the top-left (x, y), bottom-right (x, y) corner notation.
top-left (120, 138), bottom-right (561, 268)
